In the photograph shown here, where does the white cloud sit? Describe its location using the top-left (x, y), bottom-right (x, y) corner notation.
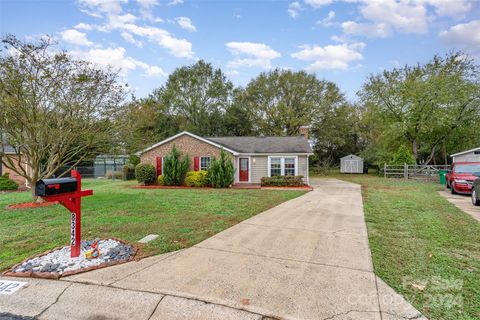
top-left (176, 17), bottom-right (197, 32)
top-left (120, 23), bottom-right (195, 58)
top-left (421, 0), bottom-right (472, 18)
top-left (304, 0), bottom-right (334, 8)
top-left (75, 0), bottom-right (194, 59)
top-left (121, 32), bottom-right (144, 47)
top-left (136, 0), bottom-right (162, 22)
top-left (60, 29), bottom-right (94, 46)
top-left (78, 0), bottom-right (127, 16)
top-left (168, 0), bottom-right (184, 6)
top-left (71, 47), bottom-right (166, 78)
top-left (291, 42), bottom-right (365, 71)
top-left (342, 21), bottom-right (391, 38)
top-left (439, 20), bottom-right (480, 57)
top-left (74, 23), bottom-right (93, 31)
top-left (359, 0), bottom-right (428, 34)
top-left (226, 42), bottom-right (281, 69)
top-left (317, 10), bottom-right (336, 27)
top-left (288, 2), bottom-right (302, 19)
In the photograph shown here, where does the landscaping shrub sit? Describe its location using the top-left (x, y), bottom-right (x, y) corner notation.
top-left (157, 175), bottom-right (165, 186)
top-left (185, 171), bottom-right (209, 187)
top-left (208, 149), bottom-right (234, 188)
top-left (0, 173), bottom-right (18, 191)
top-left (391, 145), bottom-right (416, 165)
top-left (261, 175), bottom-right (304, 187)
top-left (106, 170), bottom-right (123, 179)
top-left (135, 163), bottom-right (156, 185)
top-left (163, 145), bottom-right (189, 186)
top-left (123, 163), bottom-right (136, 180)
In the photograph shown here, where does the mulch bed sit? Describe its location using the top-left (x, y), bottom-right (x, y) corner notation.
top-left (130, 185), bottom-right (213, 189)
top-left (2, 237), bottom-right (138, 280)
top-left (7, 201), bottom-right (58, 210)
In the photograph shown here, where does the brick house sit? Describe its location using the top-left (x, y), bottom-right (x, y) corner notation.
top-left (0, 142), bottom-right (28, 187)
top-left (138, 129), bottom-right (313, 185)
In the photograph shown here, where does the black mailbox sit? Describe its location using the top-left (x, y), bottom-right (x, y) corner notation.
top-left (35, 177), bottom-right (78, 197)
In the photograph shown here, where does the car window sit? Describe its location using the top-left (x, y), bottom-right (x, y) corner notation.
top-left (454, 164), bottom-right (480, 174)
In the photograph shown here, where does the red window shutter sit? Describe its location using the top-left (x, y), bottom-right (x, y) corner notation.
top-left (194, 157), bottom-right (199, 171)
top-left (156, 157), bottom-right (162, 176)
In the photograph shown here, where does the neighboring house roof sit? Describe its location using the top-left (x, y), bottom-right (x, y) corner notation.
top-left (451, 147), bottom-right (480, 157)
top-left (138, 131), bottom-right (313, 155)
top-left (207, 136), bottom-right (313, 154)
top-left (1, 139), bottom-right (17, 154)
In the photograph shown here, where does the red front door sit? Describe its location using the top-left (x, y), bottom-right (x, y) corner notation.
top-left (239, 158), bottom-right (249, 182)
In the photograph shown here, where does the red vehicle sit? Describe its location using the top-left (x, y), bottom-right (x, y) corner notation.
top-left (446, 162), bottom-right (480, 195)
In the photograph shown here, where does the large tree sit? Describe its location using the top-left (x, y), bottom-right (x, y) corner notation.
top-left (0, 35), bottom-right (126, 199)
top-left (358, 52), bottom-right (480, 164)
top-left (158, 60), bottom-right (233, 136)
top-left (243, 69), bottom-right (346, 136)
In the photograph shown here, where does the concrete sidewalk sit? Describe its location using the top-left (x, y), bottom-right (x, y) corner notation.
top-left (1, 179), bottom-right (425, 320)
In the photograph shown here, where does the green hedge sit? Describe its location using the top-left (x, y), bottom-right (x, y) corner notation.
top-left (135, 163), bottom-right (156, 185)
top-left (123, 163), bottom-right (136, 180)
top-left (207, 149), bottom-right (234, 188)
top-left (0, 173), bottom-right (18, 191)
top-left (261, 175), bottom-right (304, 187)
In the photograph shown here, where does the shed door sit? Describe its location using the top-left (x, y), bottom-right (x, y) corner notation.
top-left (345, 160), bottom-right (358, 173)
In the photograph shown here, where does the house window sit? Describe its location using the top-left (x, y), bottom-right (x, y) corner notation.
top-left (200, 156), bottom-right (211, 171)
top-left (284, 157), bottom-right (296, 176)
top-left (269, 156), bottom-right (297, 177)
top-left (270, 157), bottom-right (282, 176)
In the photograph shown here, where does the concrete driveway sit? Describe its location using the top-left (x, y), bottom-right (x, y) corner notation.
top-left (1, 179), bottom-right (425, 320)
top-left (438, 190), bottom-right (480, 222)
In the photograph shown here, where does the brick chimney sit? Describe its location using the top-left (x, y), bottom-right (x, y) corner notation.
top-left (299, 126), bottom-right (309, 140)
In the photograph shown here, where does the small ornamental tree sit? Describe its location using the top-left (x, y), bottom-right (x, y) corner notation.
top-left (391, 145), bottom-right (417, 165)
top-left (208, 149), bottom-right (234, 188)
top-left (163, 145), bottom-right (189, 186)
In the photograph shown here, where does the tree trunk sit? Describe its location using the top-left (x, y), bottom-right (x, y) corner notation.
top-left (412, 140), bottom-right (419, 163)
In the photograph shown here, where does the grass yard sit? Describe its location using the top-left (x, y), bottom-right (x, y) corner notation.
top-left (0, 179), bottom-right (306, 272)
top-left (327, 173), bottom-right (480, 320)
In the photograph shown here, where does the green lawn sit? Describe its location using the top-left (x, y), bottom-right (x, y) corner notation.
top-left (0, 179), bottom-right (306, 271)
top-left (325, 173), bottom-right (480, 320)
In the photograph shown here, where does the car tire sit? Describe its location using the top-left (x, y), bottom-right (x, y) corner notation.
top-left (472, 188), bottom-right (480, 206)
top-left (450, 183), bottom-right (457, 194)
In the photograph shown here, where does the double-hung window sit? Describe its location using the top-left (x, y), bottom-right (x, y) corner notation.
top-left (200, 156), bottom-right (211, 171)
top-left (269, 156), bottom-right (297, 177)
top-left (270, 157), bottom-right (282, 176)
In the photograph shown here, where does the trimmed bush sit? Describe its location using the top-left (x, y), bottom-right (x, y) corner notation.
top-left (135, 163), bottom-right (156, 185)
top-left (185, 171), bottom-right (209, 187)
top-left (106, 170), bottom-right (123, 179)
top-left (208, 149), bottom-right (234, 188)
top-left (123, 163), bottom-right (136, 180)
top-left (157, 175), bottom-right (165, 186)
top-left (163, 145), bottom-right (190, 186)
top-left (261, 175), bottom-right (304, 187)
top-left (0, 173), bottom-right (18, 191)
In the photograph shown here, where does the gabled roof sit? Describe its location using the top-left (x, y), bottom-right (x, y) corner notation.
top-left (138, 131), bottom-right (240, 155)
top-left (451, 147), bottom-right (480, 157)
top-left (138, 131), bottom-right (313, 155)
top-left (1, 136), bottom-right (17, 154)
top-left (207, 136), bottom-right (312, 154)
top-left (340, 154), bottom-right (362, 160)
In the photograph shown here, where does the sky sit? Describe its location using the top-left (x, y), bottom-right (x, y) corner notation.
top-left (1, 0), bottom-right (479, 100)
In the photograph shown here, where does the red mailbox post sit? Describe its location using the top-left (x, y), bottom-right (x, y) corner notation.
top-left (35, 170), bottom-right (93, 257)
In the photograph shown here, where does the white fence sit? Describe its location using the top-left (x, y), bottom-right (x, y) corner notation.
top-left (383, 164), bottom-right (450, 180)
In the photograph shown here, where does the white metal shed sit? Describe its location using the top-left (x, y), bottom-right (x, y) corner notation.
top-left (340, 154), bottom-right (364, 174)
top-left (451, 147), bottom-right (480, 163)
